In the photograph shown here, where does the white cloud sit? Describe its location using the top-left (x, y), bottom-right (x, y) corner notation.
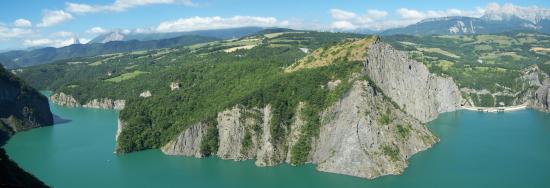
top-left (66, 0), bottom-right (196, 14)
top-left (366, 9), bottom-right (388, 20)
top-left (52, 31), bottom-right (74, 37)
top-left (38, 10), bottom-right (73, 27)
top-left (79, 38), bottom-right (91, 44)
top-left (331, 21), bottom-right (357, 30)
top-left (330, 9), bottom-right (357, 20)
top-left (154, 16), bottom-right (288, 33)
top-left (397, 8), bottom-right (425, 20)
top-left (14, 19), bottom-right (32, 27)
top-left (0, 26), bottom-right (33, 40)
top-left (483, 3), bottom-right (550, 23)
top-left (23, 37), bottom-right (82, 48)
top-left (87, 26), bottom-right (108, 34)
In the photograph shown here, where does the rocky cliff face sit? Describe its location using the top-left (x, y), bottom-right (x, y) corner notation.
top-left (0, 66), bottom-right (53, 142)
top-left (49, 92), bottom-right (80, 108)
top-left (364, 39), bottom-right (463, 122)
top-left (531, 78), bottom-right (550, 112)
top-left (158, 80), bottom-right (437, 179)
top-left (161, 122), bottom-right (207, 158)
top-left (0, 65), bottom-right (50, 187)
top-left (144, 40), bottom-right (463, 179)
top-left (50, 92), bottom-right (125, 110)
top-left (310, 81), bottom-right (437, 178)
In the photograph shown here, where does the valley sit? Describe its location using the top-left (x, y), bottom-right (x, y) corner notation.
top-left (4, 29), bottom-right (548, 180)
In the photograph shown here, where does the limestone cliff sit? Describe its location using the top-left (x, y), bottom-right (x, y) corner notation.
top-left (531, 77), bottom-right (550, 112)
top-left (161, 122), bottom-right (207, 158)
top-left (364, 38), bottom-right (463, 122)
top-left (310, 81), bottom-right (437, 178)
top-left (144, 39), bottom-right (464, 179)
top-left (158, 80), bottom-right (437, 179)
top-left (50, 92), bottom-right (125, 110)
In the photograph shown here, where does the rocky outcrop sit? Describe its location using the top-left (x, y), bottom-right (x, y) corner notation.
top-left (311, 81), bottom-right (436, 178)
top-left (50, 92), bottom-right (125, 110)
top-left (83, 98), bottom-right (125, 110)
top-left (161, 123), bottom-right (207, 158)
top-left (50, 92), bottom-right (80, 108)
top-left (364, 39), bottom-right (462, 122)
top-left (139, 90), bottom-right (152, 98)
top-left (160, 80), bottom-right (437, 179)
top-left (531, 78), bottom-right (550, 112)
top-left (115, 118), bottom-right (124, 142)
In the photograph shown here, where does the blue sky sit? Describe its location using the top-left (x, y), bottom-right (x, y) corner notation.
top-left (0, 0), bottom-right (549, 50)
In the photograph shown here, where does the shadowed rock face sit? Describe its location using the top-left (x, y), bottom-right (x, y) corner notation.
top-left (0, 65), bottom-right (51, 187)
top-left (0, 65), bottom-right (53, 143)
top-left (364, 39), bottom-right (463, 123)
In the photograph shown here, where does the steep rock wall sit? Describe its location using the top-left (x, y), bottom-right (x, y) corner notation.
top-left (364, 39), bottom-right (462, 122)
top-left (311, 81), bottom-right (436, 178)
top-left (50, 92), bottom-right (125, 110)
top-left (159, 80), bottom-right (437, 179)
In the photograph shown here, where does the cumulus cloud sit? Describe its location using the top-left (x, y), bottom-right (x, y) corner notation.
top-left (329, 8), bottom-right (389, 30)
top-left (87, 26), bottom-right (108, 34)
top-left (397, 8), bottom-right (425, 20)
top-left (366, 9), bottom-right (388, 20)
top-left (52, 31), bottom-right (74, 37)
top-left (14, 19), bottom-right (32, 27)
top-left (154, 16), bottom-right (289, 33)
top-left (483, 3), bottom-right (550, 23)
top-left (0, 26), bottom-right (33, 40)
top-left (330, 9), bottom-right (357, 20)
top-left (66, 0), bottom-right (196, 13)
top-left (38, 10), bottom-right (73, 27)
top-left (331, 21), bottom-right (357, 30)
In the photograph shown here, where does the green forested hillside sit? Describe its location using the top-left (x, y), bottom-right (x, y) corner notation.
top-left (15, 30), bottom-right (549, 156)
top-left (16, 31), bottom-right (367, 154)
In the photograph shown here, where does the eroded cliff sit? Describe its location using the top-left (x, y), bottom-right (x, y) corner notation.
top-left (364, 38), bottom-right (463, 122)
top-left (50, 92), bottom-right (125, 110)
top-left (156, 80), bottom-right (437, 179)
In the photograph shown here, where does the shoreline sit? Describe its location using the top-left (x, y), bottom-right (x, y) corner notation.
top-left (461, 104), bottom-right (527, 112)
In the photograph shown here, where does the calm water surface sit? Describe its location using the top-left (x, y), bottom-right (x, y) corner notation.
top-left (4, 96), bottom-right (550, 187)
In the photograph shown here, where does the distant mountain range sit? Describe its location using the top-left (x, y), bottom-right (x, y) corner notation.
top-left (381, 10), bottom-right (550, 35)
top-left (0, 27), bottom-right (269, 68)
top-left (0, 35), bottom-right (219, 68)
top-left (2, 12), bottom-right (549, 69)
top-left (90, 27), bottom-right (265, 43)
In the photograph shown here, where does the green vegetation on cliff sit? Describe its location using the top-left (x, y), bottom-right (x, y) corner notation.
top-left (15, 30), bottom-right (548, 160)
top-left (16, 31), bottom-right (366, 155)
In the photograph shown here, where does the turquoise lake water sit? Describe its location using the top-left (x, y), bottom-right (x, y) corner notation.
top-left (4, 98), bottom-right (550, 187)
